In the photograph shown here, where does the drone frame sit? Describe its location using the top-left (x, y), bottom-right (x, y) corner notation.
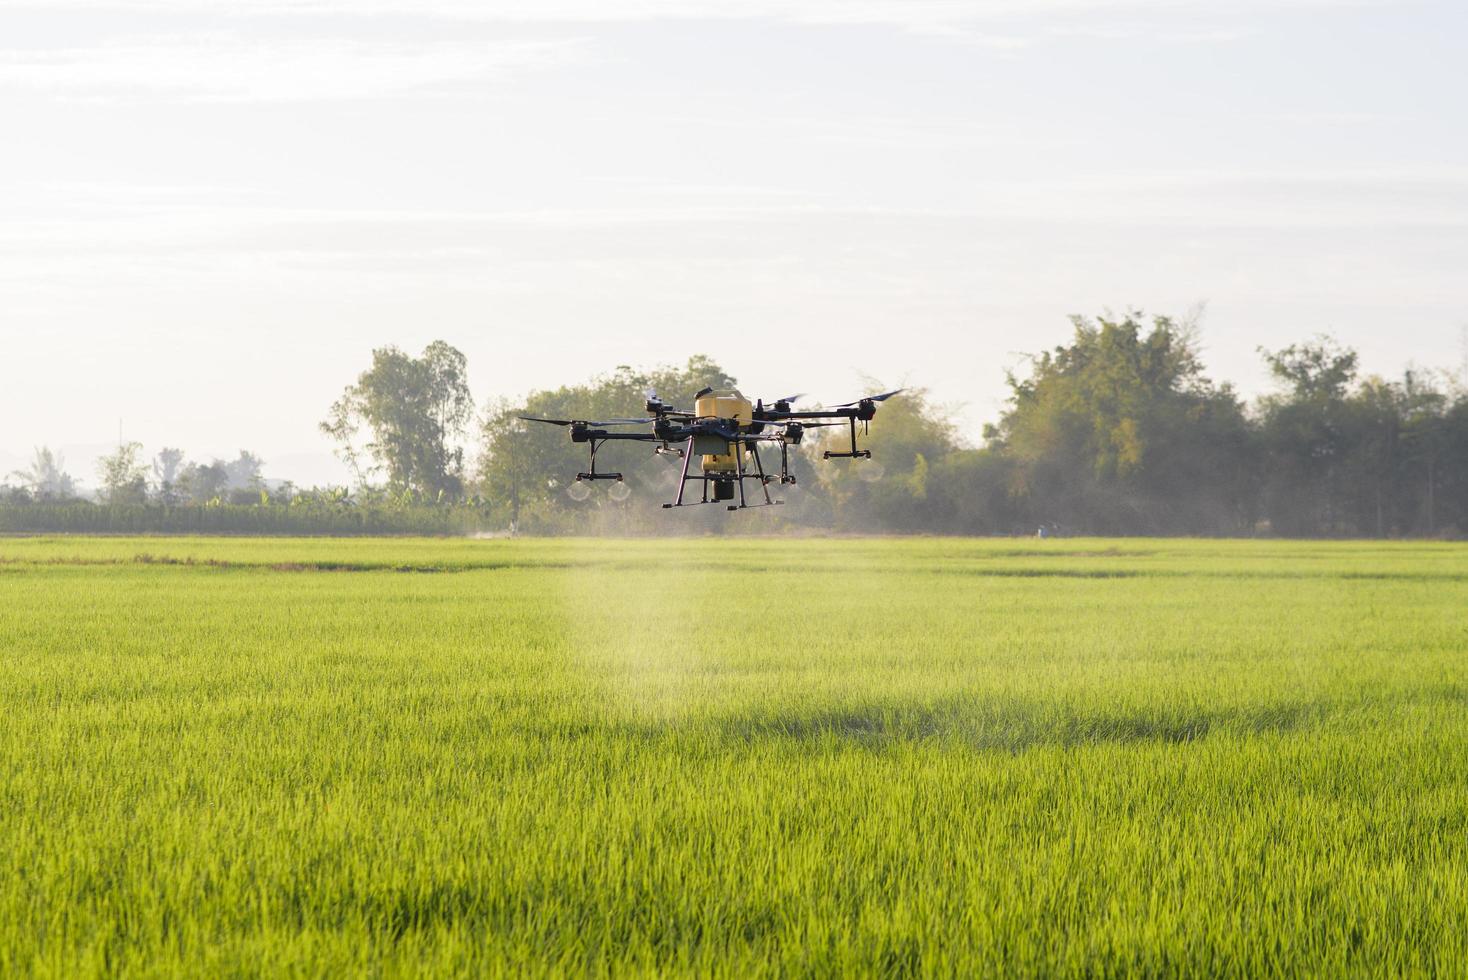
top-left (520, 387), bottom-right (900, 512)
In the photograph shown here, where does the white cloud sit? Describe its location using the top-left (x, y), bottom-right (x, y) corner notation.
top-left (5, 169), bottom-right (1466, 275)
top-left (0, 34), bottom-right (590, 102)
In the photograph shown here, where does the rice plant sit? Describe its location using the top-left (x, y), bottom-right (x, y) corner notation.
top-left (1, 536), bottom-right (1464, 976)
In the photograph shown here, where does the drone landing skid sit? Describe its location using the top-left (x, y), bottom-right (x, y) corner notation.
top-left (662, 494), bottom-right (784, 511)
top-left (661, 473), bottom-right (783, 511)
top-left (662, 437), bottom-right (783, 510)
top-left (661, 495), bottom-right (784, 511)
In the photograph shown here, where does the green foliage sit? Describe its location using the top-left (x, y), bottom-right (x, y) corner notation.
top-left (7, 446), bottom-right (77, 501)
top-left (922, 448), bottom-right (1020, 534)
top-left (0, 500), bottom-right (490, 535)
top-left (1, 536), bottom-right (1465, 974)
top-left (95, 441), bottom-right (148, 505)
top-left (1261, 336), bottom-right (1359, 400)
top-left (151, 447), bottom-right (186, 505)
top-left (323, 340), bottom-right (474, 499)
top-left (811, 385), bottom-right (958, 532)
top-left (178, 459), bottom-right (230, 504)
top-left (1257, 341), bottom-right (1459, 536)
top-left (991, 313), bottom-right (1255, 534)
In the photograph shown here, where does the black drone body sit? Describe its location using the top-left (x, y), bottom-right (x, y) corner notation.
top-left (519, 386), bottom-right (902, 511)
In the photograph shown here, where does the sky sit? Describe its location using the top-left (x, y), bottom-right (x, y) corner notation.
top-left (2, 0), bottom-right (1465, 487)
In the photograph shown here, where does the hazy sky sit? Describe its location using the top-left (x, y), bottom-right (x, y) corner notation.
top-left (3, 0), bottom-right (1465, 487)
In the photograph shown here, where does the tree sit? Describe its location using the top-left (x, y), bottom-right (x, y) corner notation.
top-left (809, 385), bottom-right (958, 532)
top-left (97, 442), bottom-right (148, 505)
top-left (1344, 376), bottom-right (1405, 536)
top-left (1396, 370), bottom-right (1450, 535)
top-left (991, 312), bottom-right (1255, 534)
top-left (1261, 339), bottom-right (1358, 401)
top-left (1335, 368), bottom-right (1447, 537)
top-left (219, 451), bottom-right (267, 504)
top-left (477, 400), bottom-right (538, 530)
top-left (1437, 394), bottom-right (1468, 535)
top-left (224, 451), bottom-right (265, 490)
top-left (178, 460), bottom-right (230, 504)
top-left (925, 448), bottom-right (1020, 534)
top-left (1256, 337), bottom-right (1360, 535)
top-left (322, 341), bottom-right (474, 499)
top-left (9, 446), bottom-right (77, 501)
top-left (153, 448), bottom-right (186, 505)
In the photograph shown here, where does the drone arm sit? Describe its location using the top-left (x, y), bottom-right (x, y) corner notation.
top-left (572, 430), bottom-right (661, 481)
top-left (584, 431), bottom-right (661, 441)
top-left (754, 408), bottom-right (859, 422)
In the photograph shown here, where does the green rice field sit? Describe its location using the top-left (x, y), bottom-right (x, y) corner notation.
top-left (2, 536), bottom-right (1466, 976)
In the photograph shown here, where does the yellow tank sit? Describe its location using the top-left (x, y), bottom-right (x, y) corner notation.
top-left (694, 388), bottom-right (751, 472)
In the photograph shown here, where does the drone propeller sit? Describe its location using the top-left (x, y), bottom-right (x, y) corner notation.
top-left (767, 393), bottom-right (805, 405)
top-left (646, 388), bottom-right (693, 416)
top-left (834, 388), bottom-right (904, 408)
top-left (518, 416), bottom-right (652, 427)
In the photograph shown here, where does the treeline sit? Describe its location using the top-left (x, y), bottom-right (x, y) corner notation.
top-left (2, 439), bottom-right (489, 535)
top-left (0, 499), bottom-right (488, 536)
top-left (929, 318), bottom-right (1467, 537)
top-left (474, 317), bottom-right (1468, 537)
top-left (6, 314), bottom-right (1468, 537)
top-left (7, 444), bottom-right (271, 507)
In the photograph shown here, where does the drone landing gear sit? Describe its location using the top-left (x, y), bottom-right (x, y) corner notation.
top-left (578, 438), bottom-right (623, 482)
top-left (661, 438), bottom-right (785, 510)
top-left (823, 417), bottom-right (872, 460)
top-left (730, 443), bottom-right (778, 511)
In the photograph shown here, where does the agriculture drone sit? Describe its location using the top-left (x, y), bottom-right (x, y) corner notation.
top-left (519, 386), bottom-right (903, 511)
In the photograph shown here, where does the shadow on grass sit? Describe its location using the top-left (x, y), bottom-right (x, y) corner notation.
top-left (9, 552), bottom-right (1468, 583)
top-left (0, 553), bottom-right (577, 573)
top-left (703, 696), bottom-right (1337, 752)
top-left (550, 683), bottom-right (1467, 752)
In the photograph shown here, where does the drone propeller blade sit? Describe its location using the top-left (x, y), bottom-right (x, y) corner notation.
top-left (518, 416), bottom-right (651, 427)
top-left (834, 388), bottom-right (904, 408)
